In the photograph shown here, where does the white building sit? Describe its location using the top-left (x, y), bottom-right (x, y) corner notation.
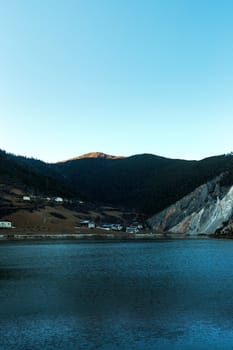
top-left (54, 197), bottom-right (63, 203)
top-left (79, 220), bottom-right (95, 229)
top-left (23, 196), bottom-right (31, 201)
top-left (111, 224), bottom-right (123, 231)
top-left (0, 221), bottom-right (12, 228)
top-left (88, 222), bottom-right (95, 229)
top-left (126, 226), bottom-right (139, 234)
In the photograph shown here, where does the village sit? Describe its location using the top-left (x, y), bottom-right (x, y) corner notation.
top-left (0, 189), bottom-right (147, 237)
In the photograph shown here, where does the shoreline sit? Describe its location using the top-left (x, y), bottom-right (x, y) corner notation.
top-left (0, 231), bottom-right (211, 242)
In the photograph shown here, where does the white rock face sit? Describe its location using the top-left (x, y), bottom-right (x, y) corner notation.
top-left (171, 185), bottom-right (233, 234)
top-left (148, 176), bottom-right (233, 235)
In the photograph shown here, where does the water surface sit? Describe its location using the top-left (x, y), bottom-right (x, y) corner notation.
top-left (0, 239), bottom-right (233, 349)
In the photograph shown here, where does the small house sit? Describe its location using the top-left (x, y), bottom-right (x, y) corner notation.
top-left (54, 197), bottom-right (63, 203)
top-left (111, 224), bottom-right (123, 231)
top-left (80, 220), bottom-right (90, 227)
top-left (88, 222), bottom-right (95, 229)
top-left (126, 226), bottom-right (139, 234)
top-left (79, 220), bottom-right (95, 229)
top-left (0, 221), bottom-right (13, 229)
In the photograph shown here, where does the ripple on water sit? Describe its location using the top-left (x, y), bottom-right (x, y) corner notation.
top-left (0, 240), bottom-right (233, 349)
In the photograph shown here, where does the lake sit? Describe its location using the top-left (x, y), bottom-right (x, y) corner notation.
top-left (0, 239), bottom-right (233, 349)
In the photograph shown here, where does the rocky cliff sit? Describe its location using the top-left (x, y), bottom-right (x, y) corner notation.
top-left (147, 175), bottom-right (233, 235)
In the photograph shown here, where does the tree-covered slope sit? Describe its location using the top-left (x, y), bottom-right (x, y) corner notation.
top-left (0, 150), bottom-right (76, 197)
top-left (55, 153), bottom-right (233, 214)
top-left (2, 149), bottom-right (233, 215)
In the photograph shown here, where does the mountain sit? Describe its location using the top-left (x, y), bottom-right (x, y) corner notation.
top-left (2, 149), bottom-right (233, 226)
top-left (55, 152), bottom-right (233, 215)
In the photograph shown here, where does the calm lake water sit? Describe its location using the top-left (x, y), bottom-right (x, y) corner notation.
top-left (0, 239), bottom-right (233, 349)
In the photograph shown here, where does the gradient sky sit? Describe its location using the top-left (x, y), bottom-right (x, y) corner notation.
top-left (1, 0), bottom-right (233, 162)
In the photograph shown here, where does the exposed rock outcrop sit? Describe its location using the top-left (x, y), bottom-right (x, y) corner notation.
top-left (147, 175), bottom-right (233, 235)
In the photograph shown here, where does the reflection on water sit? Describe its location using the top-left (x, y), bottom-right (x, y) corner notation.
top-left (0, 239), bottom-right (233, 349)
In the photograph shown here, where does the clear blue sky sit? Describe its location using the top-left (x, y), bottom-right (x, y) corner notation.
top-left (1, 0), bottom-right (233, 162)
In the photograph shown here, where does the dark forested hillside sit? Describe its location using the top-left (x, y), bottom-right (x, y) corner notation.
top-left (0, 150), bottom-right (77, 197)
top-left (55, 153), bottom-right (233, 214)
top-left (1, 149), bottom-right (233, 215)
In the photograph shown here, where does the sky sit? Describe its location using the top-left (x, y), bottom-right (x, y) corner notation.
top-left (1, 0), bottom-right (233, 163)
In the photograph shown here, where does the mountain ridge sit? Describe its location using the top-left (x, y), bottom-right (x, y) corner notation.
top-left (2, 148), bottom-right (233, 223)
top-left (54, 152), bottom-right (233, 215)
